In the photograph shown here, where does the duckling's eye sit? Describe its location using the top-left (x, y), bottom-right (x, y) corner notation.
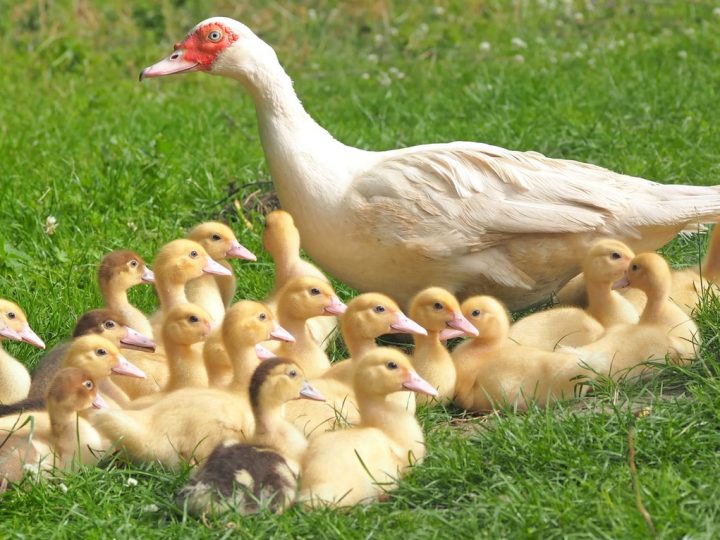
top-left (631, 264), bottom-right (639, 271)
top-left (258, 313), bottom-right (267, 321)
top-left (611, 252), bottom-right (621, 260)
top-left (83, 380), bottom-right (94, 390)
top-left (208, 30), bottom-right (223, 42)
top-left (471, 309), bottom-right (481, 317)
top-left (211, 234), bottom-right (222, 241)
top-left (129, 260), bottom-right (138, 268)
top-left (104, 321), bottom-right (116, 329)
top-left (386, 361), bottom-right (398, 370)
top-left (433, 302), bottom-right (443, 311)
top-left (7, 312), bottom-right (15, 320)
top-left (190, 250), bottom-right (199, 258)
top-left (96, 348), bottom-right (107, 357)
top-left (373, 305), bottom-right (386, 313)
top-left (288, 370), bottom-right (297, 378)
top-left (310, 288), bottom-right (321, 296)
top-left (189, 315), bottom-right (199, 323)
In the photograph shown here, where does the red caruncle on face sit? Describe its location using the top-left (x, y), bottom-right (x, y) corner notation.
top-left (176, 23), bottom-right (239, 70)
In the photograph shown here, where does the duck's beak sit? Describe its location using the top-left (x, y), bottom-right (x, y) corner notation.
top-left (0, 326), bottom-right (21, 341)
top-left (612, 272), bottom-right (631, 289)
top-left (269, 322), bottom-right (295, 343)
top-left (92, 392), bottom-right (110, 410)
top-left (255, 344), bottom-right (275, 360)
top-left (120, 326), bottom-right (156, 352)
top-left (439, 311), bottom-right (478, 340)
top-left (324, 296), bottom-right (347, 316)
top-left (226, 241), bottom-right (257, 261)
top-left (112, 355), bottom-right (147, 379)
top-left (139, 51), bottom-right (199, 82)
top-left (203, 257), bottom-right (233, 276)
top-left (299, 381), bottom-right (325, 402)
top-left (141, 266), bottom-right (156, 284)
top-left (390, 312), bottom-right (427, 335)
top-left (402, 370), bottom-right (439, 397)
top-left (19, 324), bottom-right (45, 349)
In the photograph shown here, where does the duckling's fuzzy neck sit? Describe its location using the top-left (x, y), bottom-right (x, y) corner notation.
top-left (99, 279), bottom-right (131, 313)
top-left (49, 404), bottom-right (81, 440)
top-left (252, 395), bottom-right (308, 464)
top-left (342, 327), bottom-right (378, 361)
top-left (356, 391), bottom-right (424, 457)
top-left (227, 344), bottom-right (261, 394)
top-left (97, 377), bottom-right (131, 408)
top-left (413, 332), bottom-right (451, 365)
top-left (163, 338), bottom-right (209, 391)
top-left (585, 280), bottom-right (615, 314)
top-left (639, 284), bottom-right (672, 325)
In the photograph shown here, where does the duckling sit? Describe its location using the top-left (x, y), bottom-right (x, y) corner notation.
top-left (451, 296), bottom-right (607, 412)
top-left (508, 239), bottom-right (637, 350)
top-left (263, 210), bottom-right (336, 348)
top-left (273, 277), bottom-right (347, 379)
top-left (98, 250), bottom-right (155, 339)
top-left (0, 300), bottom-right (46, 404)
top-left (125, 304), bottom-right (214, 410)
top-left (407, 287), bottom-right (477, 406)
top-left (176, 358), bottom-right (324, 517)
top-left (299, 348), bottom-right (437, 507)
top-left (571, 253), bottom-right (700, 378)
top-left (186, 222), bottom-right (256, 323)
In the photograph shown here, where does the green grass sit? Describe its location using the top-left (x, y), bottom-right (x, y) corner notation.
top-left (1, 0), bottom-right (720, 537)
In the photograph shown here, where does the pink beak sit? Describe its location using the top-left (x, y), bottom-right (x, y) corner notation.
top-left (299, 381), bottom-right (326, 402)
top-left (0, 326), bottom-right (21, 341)
top-left (324, 296), bottom-right (347, 316)
top-left (139, 51), bottom-right (199, 81)
top-left (226, 241), bottom-right (257, 261)
top-left (19, 324), bottom-right (45, 349)
top-left (111, 355), bottom-right (147, 379)
top-left (612, 273), bottom-right (631, 290)
top-left (121, 326), bottom-right (156, 352)
top-left (270, 322), bottom-right (295, 343)
top-left (439, 312), bottom-right (479, 340)
top-left (402, 370), bottom-right (439, 397)
top-left (255, 344), bottom-right (276, 361)
top-left (203, 257), bottom-right (233, 276)
top-left (92, 392), bottom-right (110, 410)
top-left (390, 312), bottom-right (427, 336)
top-left (142, 266), bottom-right (155, 284)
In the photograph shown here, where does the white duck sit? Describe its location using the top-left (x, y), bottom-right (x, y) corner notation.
top-left (141, 17), bottom-right (720, 310)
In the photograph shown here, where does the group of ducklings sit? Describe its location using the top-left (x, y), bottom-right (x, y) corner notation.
top-left (0, 211), bottom-right (716, 515)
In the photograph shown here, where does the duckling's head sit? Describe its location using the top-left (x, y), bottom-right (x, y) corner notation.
top-left (457, 296), bottom-right (510, 344)
top-left (154, 239), bottom-right (232, 286)
top-left (163, 303), bottom-right (215, 346)
top-left (263, 210), bottom-right (300, 259)
top-left (0, 299), bottom-right (45, 348)
top-left (626, 253), bottom-right (672, 297)
top-left (188, 222), bottom-right (256, 261)
top-left (408, 287), bottom-right (478, 339)
top-left (277, 277), bottom-right (347, 321)
top-left (72, 309), bottom-right (155, 352)
top-left (46, 367), bottom-right (107, 413)
top-left (353, 348), bottom-right (438, 398)
top-left (63, 335), bottom-right (146, 380)
top-left (249, 358), bottom-right (324, 414)
top-left (343, 293), bottom-right (426, 340)
top-left (582, 239), bottom-right (635, 284)
top-left (222, 301), bottom-right (295, 354)
top-left (98, 250), bottom-right (155, 292)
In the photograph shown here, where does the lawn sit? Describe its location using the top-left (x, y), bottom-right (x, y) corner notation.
top-left (1, 0), bottom-right (720, 537)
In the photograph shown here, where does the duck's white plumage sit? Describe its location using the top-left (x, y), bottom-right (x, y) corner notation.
top-left (142, 17), bottom-right (720, 309)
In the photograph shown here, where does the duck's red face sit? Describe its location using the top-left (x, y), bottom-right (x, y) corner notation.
top-left (140, 22), bottom-right (239, 80)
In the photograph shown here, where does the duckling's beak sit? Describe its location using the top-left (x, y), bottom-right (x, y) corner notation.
top-left (0, 326), bottom-right (21, 341)
top-left (299, 381), bottom-right (326, 402)
top-left (439, 312), bottom-right (478, 340)
top-left (270, 322), bottom-right (295, 343)
top-left (324, 296), bottom-right (347, 316)
top-left (226, 241), bottom-right (257, 261)
top-left (92, 392), bottom-right (110, 410)
top-left (390, 312), bottom-right (427, 336)
top-left (139, 51), bottom-right (199, 81)
top-left (255, 344), bottom-right (276, 360)
top-left (112, 355), bottom-right (147, 379)
top-left (203, 257), bottom-right (233, 276)
top-left (402, 371), bottom-right (439, 397)
top-left (612, 272), bottom-right (631, 289)
top-left (142, 266), bottom-right (156, 283)
top-left (120, 326), bottom-right (156, 352)
top-left (19, 324), bottom-right (45, 349)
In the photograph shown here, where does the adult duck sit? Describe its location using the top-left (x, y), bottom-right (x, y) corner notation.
top-left (141, 17), bottom-right (720, 310)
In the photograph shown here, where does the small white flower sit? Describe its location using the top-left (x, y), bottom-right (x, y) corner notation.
top-left (127, 222), bottom-right (137, 232)
top-left (511, 37), bottom-right (527, 49)
top-left (677, 50), bottom-right (688, 59)
top-left (587, 57), bottom-right (597, 68)
top-left (388, 67), bottom-right (405, 79)
top-left (389, 26), bottom-right (399, 36)
top-left (432, 6), bottom-right (446, 16)
top-left (479, 41), bottom-right (491, 52)
top-left (714, 7), bottom-right (720, 17)
top-left (574, 12), bottom-right (584, 23)
top-left (513, 54), bottom-right (525, 64)
top-left (562, 52), bottom-right (572, 61)
top-left (361, 72), bottom-right (370, 80)
top-left (418, 23), bottom-right (429, 35)
top-left (308, 8), bottom-right (317, 21)
top-left (374, 33), bottom-right (384, 46)
top-left (45, 215), bottom-right (58, 235)
top-left (377, 72), bottom-right (392, 86)
top-left (367, 53), bottom-right (379, 64)
top-left (126, 477), bottom-right (138, 487)
top-left (58, 483), bottom-right (68, 493)
top-left (143, 503), bottom-right (159, 513)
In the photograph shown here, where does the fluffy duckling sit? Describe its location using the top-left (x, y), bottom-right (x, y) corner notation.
top-left (273, 277), bottom-right (347, 379)
top-left (0, 299), bottom-right (46, 404)
top-left (508, 239), bottom-right (637, 350)
top-left (452, 296), bottom-right (607, 412)
top-left (98, 250), bottom-right (155, 339)
top-left (407, 287), bottom-right (477, 405)
top-left (263, 210), bottom-right (337, 348)
top-left (176, 358), bottom-right (324, 517)
top-left (572, 253), bottom-right (701, 378)
top-left (0, 367), bottom-right (108, 481)
top-left (186, 222), bottom-right (256, 323)
top-left (299, 348), bottom-right (437, 507)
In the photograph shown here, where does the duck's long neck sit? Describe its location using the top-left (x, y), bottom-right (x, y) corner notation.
top-left (100, 280), bottom-right (130, 314)
top-left (227, 345), bottom-right (261, 394)
top-left (277, 312), bottom-right (329, 377)
top-left (357, 392), bottom-right (424, 461)
top-left (413, 332), bottom-right (451, 370)
top-left (156, 277), bottom-right (188, 311)
top-left (186, 274), bottom-right (226, 324)
top-left (97, 377), bottom-right (132, 408)
top-left (163, 340), bottom-right (208, 391)
top-left (49, 406), bottom-right (76, 441)
top-left (253, 401), bottom-right (308, 466)
top-left (343, 329), bottom-right (376, 361)
top-left (640, 286), bottom-right (671, 325)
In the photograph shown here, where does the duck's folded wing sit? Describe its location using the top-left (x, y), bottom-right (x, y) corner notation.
top-left (352, 142), bottom-right (720, 257)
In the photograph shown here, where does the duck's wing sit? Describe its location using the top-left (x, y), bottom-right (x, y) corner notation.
top-left (352, 142), bottom-right (720, 258)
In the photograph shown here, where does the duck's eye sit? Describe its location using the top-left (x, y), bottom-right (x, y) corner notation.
top-left (189, 315), bottom-right (199, 323)
top-left (611, 252), bottom-right (621, 260)
top-left (96, 348), bottom-right (107, 357)
top-left (211, 234), bottom-right (222, 241)
top-left (631, 264), bottom-right (639, 271)
top-left (471, 309), bottom-right (481, 317)
top-left (7, 312), bottom-right (15, 320)
top-left (386, 361), bottom-right (398, 370)
top-left (433, 302), bottom-right (443, 311)
top-left (208, 30), bottom-right (223, 42)
top-left (373, 305), bottom-right (386, 313)
top-left (104, 321), bottom-right (116, 329)
top-left (129, 260), bottom-right (138, 268)
top-left (258, 313), bottom-right (267, 321)
top-left (288, 369), bottom-right (297, 378)
top-left (83, 380), bottom-right (94, 390)
top-left (310, 288), bottom-right (321, 296)
top-left (190, 250), bottom-right (199, 258)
